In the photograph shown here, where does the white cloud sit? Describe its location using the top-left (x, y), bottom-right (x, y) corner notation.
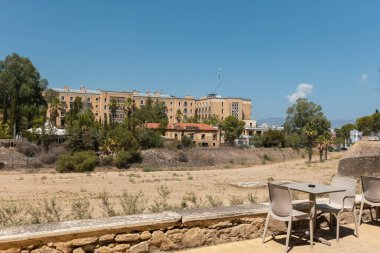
top-left (361, 73), bottom-right (368, 84)
top-left (287, 83), bottom-right (313, 103)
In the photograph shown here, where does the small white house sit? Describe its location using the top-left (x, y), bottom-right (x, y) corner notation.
top-left (350, 129), bottom-right (362, 144)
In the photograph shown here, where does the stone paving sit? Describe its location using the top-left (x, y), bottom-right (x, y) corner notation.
top-left (179, 223), bottom-right (380, 253)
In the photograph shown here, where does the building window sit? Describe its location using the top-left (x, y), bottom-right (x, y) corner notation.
top-left (222, 109), bottom-right (224, 113)
top-left (184, 101), bottom-right (187, 107)
top-left (96, 97), bottom-right (99, 101)
top-left (184, 108), bottom-right (188, 114)
top-left (231, 102), bottom-right (239, 117)
top-left (70, 97), bottom-right (73, 102)
top-left (104, 105), bottom-right (107, 109)
top-left (213, 134), bottom-right (217, 140)
top-left (61, 96), bottom-right (65, 101)
top-left (104, 98), bottom-right (107, 102)
top-left (179, 102), bottom-right (181, 106)
top-left (140, 100), bottom-right (144, 105)
top-left (201, 134), bottom-right (205, 139)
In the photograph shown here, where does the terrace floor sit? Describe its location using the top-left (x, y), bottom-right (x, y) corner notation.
top-left (179, 222), bottom-right (380, 253)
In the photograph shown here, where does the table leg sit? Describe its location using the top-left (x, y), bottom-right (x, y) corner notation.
top-left (309, 193), bottom-right (317, 229)
top-left (308, 193), bottom-right (331, 246)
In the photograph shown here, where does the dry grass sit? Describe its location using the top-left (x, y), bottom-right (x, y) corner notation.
top-left (0, 152), bottom-right (342, 227)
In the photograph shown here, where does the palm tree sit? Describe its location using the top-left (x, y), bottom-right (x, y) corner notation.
top-left (109, 98), bottom-right (118, 127)
top-left (124, 97), bottom-right (136, 130)
top-left (316, 136), bottom-right (325, 162)
top-left (303, 123), bottom-right (318, 162)
top-left (175, 109), bottom-right (182, 123)
top-left (49, 96), bottom-right (62, 127)
top-left (323, 132), bottom-right (333, 160)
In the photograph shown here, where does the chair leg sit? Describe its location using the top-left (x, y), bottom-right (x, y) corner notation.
top-left (309, 218), bottom-right (313, 249)
top-left (284, 219), bottom-right (292, 253)
top-left (376, 207), bottom-right (379, 221)
top-left (353, 207), bottom-right (359, 238)
top-left (262, 213), bottom-right (270, 243)
top-left (370, 206), bottom-right (374, 221)
top-left (359, 201), bottom-right (364, 225)
top-left (336, 212), bottom-right (341, 243)
top-left (329, 212), bottom-right (333, 232)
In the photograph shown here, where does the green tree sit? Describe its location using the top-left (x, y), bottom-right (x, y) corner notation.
top-left (338, 123), bottom-right (356, 139)
top-left (356, 115), bottom-right (373, 136)
top-left (220, 116), bottom-right (245, 146)
top-left (133, 98), bottom-right (168, 130)
top-left (0, 53), bottom-right (48, 135)
top-left (261, 130), bottom-right (286, 148)
top-left (284, 98), bottom-right (330, 136)
top-left (203, 115), bottom-right (221, 126)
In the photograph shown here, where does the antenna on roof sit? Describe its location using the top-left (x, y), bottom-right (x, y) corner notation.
top-left (212, 65), bottom-right (222, 94)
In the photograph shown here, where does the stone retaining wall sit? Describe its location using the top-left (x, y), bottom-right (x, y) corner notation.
top-left (0, 200), bottom-right (370, 253)
top-left (0, 204), bottom-right (269, 253)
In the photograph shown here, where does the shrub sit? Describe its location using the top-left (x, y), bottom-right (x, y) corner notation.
top-left (114, 150), bottom-right (142, 168)
top-left (247, 193), bottom-right (258, 204)
top-left (119, 190), bottom-right (145, 215)
top-left (149, 185), bottom-right (172, 213)
top-left (17, 141), bottom-right (40, 157)
top-left (181, 135), bottom-right (194, 148)
top-left (177, 151), bottom-right (188, 163)
top-left (99, 155), bottom-right (114, 167)
top-left (206, 195), bottom-right (223, 207)
top-left (40, 145), bottom-right (67, 165)
top-left (228, 195), bottom-right (244, 205)
top-left (71, 199), bottom-right (92, 220)
top-left (98, 191), bottom-right (118, 217)
top-left (56, 151), bottom-right (98, 173)
top-left (135, 128), bottom-right (163, 149)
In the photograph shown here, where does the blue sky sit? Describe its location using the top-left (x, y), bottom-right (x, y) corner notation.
top-left (1, 0), bottom-right (380, 120)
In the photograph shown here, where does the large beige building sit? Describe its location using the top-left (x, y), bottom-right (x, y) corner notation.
top-left (50, 86), bottom-right (251, 128)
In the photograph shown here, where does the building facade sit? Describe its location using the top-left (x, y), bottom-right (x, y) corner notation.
top-left (145, 122), bottom-right (220, 147)
top-left (49, 86), bottom-right (252, 128)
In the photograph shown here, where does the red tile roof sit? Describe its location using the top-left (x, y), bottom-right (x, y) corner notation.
top-left (145, 122), bottom-right (218, 131)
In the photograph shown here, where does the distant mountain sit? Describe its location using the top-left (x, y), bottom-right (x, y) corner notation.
top-left (257, 117), bottom-right (285, 126)
top-left (257, 117), bottom-right (355, 129)
top-left (330, 119), bottom-right (355, 129)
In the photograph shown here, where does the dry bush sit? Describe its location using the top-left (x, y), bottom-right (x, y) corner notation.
top-left (228, 195), bottom-right (244, 206)
top-left (98, 191), bottom-right (118, 217)
top-left (119, 190), bottom-right (145, 215)
top-left (247, 192), bottom-right (258, 204)
top-left (181, 192), bottom-right (204, 209)
top-left (40, 145), bottom-right (67, 165)
top-left (16, 141), bottom-right (40, 157)
top-left (71, 199), bottom-right (93, 220)
top-left (206, 195), bottom-right (223, 207)
top-left (149, 185), bottom-right (172, 213)
top-left (177, 151), bottom-right (188, 163)
top-left (0, 201), bottom-right (25, 227)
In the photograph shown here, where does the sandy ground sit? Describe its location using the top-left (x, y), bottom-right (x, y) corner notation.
top-left (0, 152), bottom-right (343, 220)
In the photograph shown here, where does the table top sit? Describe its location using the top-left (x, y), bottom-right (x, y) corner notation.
top-left (285, 182), bottom-right (346, 195)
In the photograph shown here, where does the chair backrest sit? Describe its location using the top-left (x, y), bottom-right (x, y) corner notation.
top-left (329, 177), bottom-right (357, 207)
top-left (361, 176), bottom-right (380, 203)
top-left (268, 183), bottom-right (292, 217)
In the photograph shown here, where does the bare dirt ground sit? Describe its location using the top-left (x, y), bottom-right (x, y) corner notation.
top-left (0, 150), bottom-right (343, 224)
